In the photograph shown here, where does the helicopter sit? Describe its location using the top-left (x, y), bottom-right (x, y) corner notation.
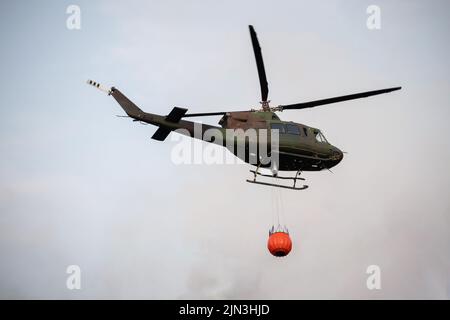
top-left (88, 25), bottom-right (401, 190)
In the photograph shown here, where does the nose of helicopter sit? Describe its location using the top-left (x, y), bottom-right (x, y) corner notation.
top-left (329, 146), bottom-right (344, 168)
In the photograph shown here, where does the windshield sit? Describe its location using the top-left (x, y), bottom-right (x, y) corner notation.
top-left (314, 130), bottom-right (328, 143)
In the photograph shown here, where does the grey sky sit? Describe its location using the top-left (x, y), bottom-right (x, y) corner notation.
top-left (0, 0), bottom-right (449, 299)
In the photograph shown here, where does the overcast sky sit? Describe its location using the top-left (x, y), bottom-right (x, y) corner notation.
top-left (0, 0), bottom-right (449, 299)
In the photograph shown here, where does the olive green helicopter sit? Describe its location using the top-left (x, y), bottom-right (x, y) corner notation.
top-left (88, 25), bottom-right (401, 190)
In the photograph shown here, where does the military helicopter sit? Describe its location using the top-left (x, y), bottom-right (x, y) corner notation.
top-left (88, 25), bottom-right (401, 190)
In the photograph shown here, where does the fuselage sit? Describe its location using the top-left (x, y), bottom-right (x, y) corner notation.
top-left (139, 109), bottom-right (343, 172)
top-left (109, 88), bottom-right (343, 172)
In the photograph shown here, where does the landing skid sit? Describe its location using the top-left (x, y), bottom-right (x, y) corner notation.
top-left (246, 169), bottom-right (309, 191)
top-left (249, 170), bottom-right (306, 181)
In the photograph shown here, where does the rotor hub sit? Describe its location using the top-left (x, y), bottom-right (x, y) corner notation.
top-left (260, 100), bottom-right (271, 111)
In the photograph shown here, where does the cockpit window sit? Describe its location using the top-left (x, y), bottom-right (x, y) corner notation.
top-left (286, 124), bottom-right (300, 135)
top-left (314, 130), bottom-right (328, 143)
top-left (271, 123), bottom-right (285, 134)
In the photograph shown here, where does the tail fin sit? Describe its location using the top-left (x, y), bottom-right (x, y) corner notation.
top-left (109, 88), bottom-right (145, 119)
top-left (87, 80), bottom-right (144, 119)
top-left (87, 80), bottom-right (189, 142)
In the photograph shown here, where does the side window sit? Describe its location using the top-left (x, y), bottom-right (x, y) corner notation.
top-left (271, 123), bottom-right (285, 134)
top-left (286, 124), bottom-right (300, 135)
top-left (302, 127), bottom-right (308, 137)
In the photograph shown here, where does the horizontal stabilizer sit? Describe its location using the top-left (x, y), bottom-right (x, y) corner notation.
top-left (151, 127), bottom-right (172, 141)
top-left (166, 107), bottom-right (187, 123)
top-left (151, 107), bottom-right (188, 141)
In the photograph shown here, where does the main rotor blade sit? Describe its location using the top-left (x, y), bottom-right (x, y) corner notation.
top-left (249, 25), bottom-right (269, 102)
top-left (279, 87), bottom-right (401, 110)
top-left (182, 111), bottom-right (227, 117)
